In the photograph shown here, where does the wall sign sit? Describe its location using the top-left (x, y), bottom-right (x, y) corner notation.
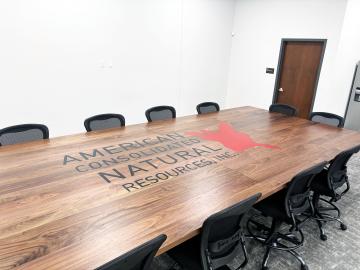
top-left (266, 67), bottom-right (275, 74)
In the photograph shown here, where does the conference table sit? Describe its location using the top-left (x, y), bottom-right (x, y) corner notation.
top-left (1, 106), bottom-right (359, 270)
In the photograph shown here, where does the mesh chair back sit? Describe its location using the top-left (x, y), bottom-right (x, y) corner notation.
top-left (269, 104), bottom-right (297, 116)
top-left (200, 193), bottom-right (261, 269)
top-left (95, 234), bottom-right (166, 270)
top-left (145, 106), bottom-right (176, 122)
top-left (310, 112), bottom-right (344, 128)
top-left (84, 114), bottom-right (125, 132)
top-left (327, 144), bottom-right (360, 188)
top-left (196, 102), bottom-right (220, 114)
top-left (0, 124), bottom-right (49, 146)
top-left (285, 161), bottom-right (328, 217)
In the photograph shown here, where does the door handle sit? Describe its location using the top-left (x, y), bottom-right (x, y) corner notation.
top-left (278, 88), bottom-right (284, 92)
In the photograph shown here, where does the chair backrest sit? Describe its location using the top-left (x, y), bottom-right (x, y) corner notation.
top-left (84, 113), bottom-right (125, 132)
top-left (145, 106), bottom-right (176, 122)
top-left (269, 103), bottom-right (297, 116)
top-left (196, 102), bottom-right (220, 114)
top-left (285, 161), bottom-right (328, 218)
top-left (327, 144), bottom-right (360, 187)
top-left (310, 112), bottom-right (344, 128)
top-left (0, 124), bottom-right (49, 146)
top-left (200, 193), bottom-right (261, 269)
top-left (95, 234), bottom-right (167, 270)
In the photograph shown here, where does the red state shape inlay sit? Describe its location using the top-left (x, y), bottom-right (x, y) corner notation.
top-left (186, 122), bottom-right (279, 152)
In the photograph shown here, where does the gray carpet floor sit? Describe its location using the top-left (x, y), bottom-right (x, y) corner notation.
top-left (152, 154), bottom-right (360, 270)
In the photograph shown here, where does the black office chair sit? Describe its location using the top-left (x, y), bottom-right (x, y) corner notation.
top-left (95, 234), bottom-right (166, 270)
top-left (269, 103), bottom-right (297, 116)
top-left (247, 161), bottom-right (328, 270)
top-left (84, 113), bottom-right (125, 132)
top-left (168, 193), bottom-right (261, 270)
top-left (196, 102), bottom-right (220, 114)
top-left (0, 124), bottom-right (49, 146)
top-left (311, 144), bottom-right (360, 241)
top-left (310, 112), bottom-right (344, 128)
top-left (145, 106), bottom-right (176, 122)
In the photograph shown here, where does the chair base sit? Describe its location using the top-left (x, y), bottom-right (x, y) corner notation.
top-left (167, 234), bottom-right (247, 270)
top-left (312, 195), bottom-right (347, 241)
top-left (247, 215), bottom-right (308, 270)
top-left (169, 261), bottom-right (232, 270)
top-left (217, 266), bottom-right (232, 270)
top-left (261, 246), bottom-right (309, 270)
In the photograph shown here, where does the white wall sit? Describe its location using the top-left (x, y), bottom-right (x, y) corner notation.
top-left (180, 0), bottom-right (235, 114)
top-left (2, 0), bottom-right (359, 137)
top-left (0, 0), bottom-right (235, 136)
top-left (226, 0), bottom-right (348, 115)
top-left (325, 0), bottom-right (360, 115)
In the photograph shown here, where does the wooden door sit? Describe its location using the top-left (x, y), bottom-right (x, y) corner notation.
top-left (275, 40), bottom-right (325, 118)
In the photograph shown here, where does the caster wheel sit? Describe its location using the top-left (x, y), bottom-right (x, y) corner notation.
top-left (301, 265), bottom-right (309, 270)
top-left (340, 224), bottom-right (347, 231)
top-left (320, 234), bottom-right (327, 241)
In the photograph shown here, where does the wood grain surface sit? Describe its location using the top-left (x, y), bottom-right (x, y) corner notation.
top-left (1, 106), bottom-right (359, 270)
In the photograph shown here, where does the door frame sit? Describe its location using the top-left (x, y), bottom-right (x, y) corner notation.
top-left (272, 38), bottom-right (327, 116)
top-left (343, 62), bottom-right (359, 123)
